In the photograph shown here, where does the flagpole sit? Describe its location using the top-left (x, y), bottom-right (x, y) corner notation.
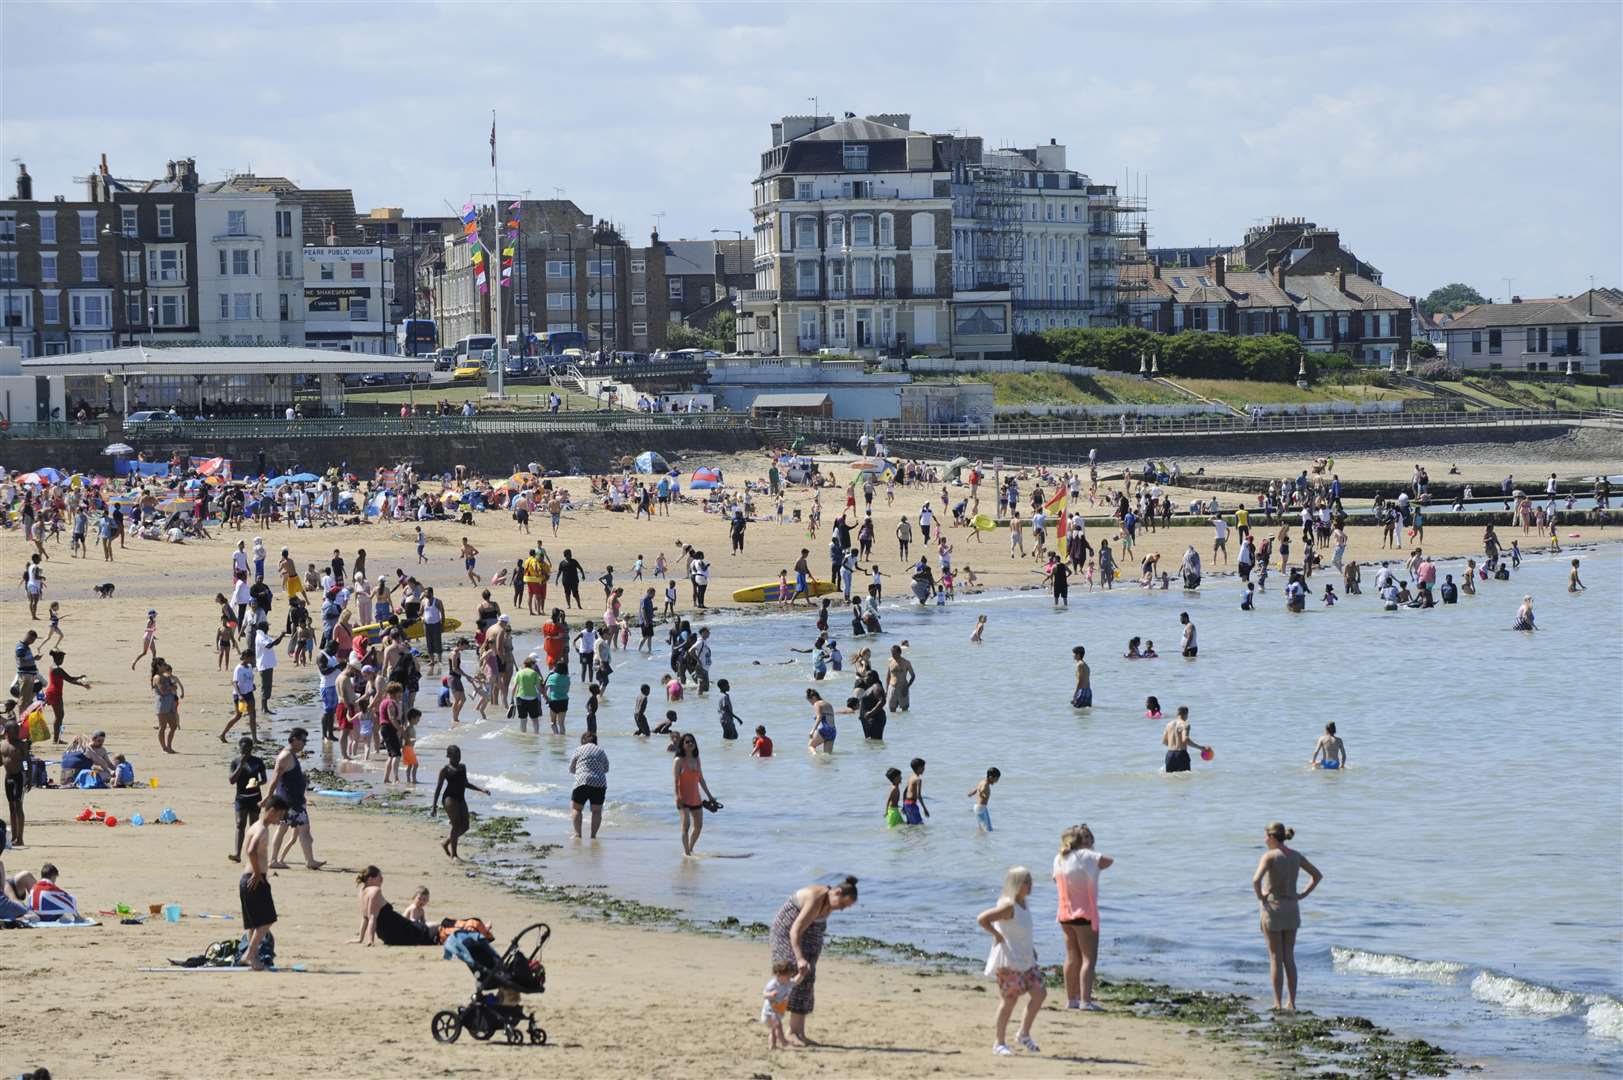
top-left (491, 108), bottom-right (504, 399)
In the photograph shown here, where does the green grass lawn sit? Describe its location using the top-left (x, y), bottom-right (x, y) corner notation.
top-left (969, 372), bottom-right (1188, 406)
top-left (351, 382), bottom-right (603, 410)
top-left (1170, 378), bottom-right (1427, 407)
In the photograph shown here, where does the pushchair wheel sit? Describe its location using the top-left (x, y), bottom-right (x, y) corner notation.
top-left (529, 1026), bottom-right (547, 1046)
top-left (466, 1011), bottom-right (496, 1041)
top-left (504, 1026), bottom-right (523, 1045)
top-left (431, 1010), bottom-right (463, 1044)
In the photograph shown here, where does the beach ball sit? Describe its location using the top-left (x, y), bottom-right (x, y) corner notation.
top-left (1200, 747), bottom-right (1214, 762)
top-left (130, 813), bottom-right (145, 826)
top-left (158, 808), bottom-right (178, 824)
top-left (105, 815), bottom-right (119, 827)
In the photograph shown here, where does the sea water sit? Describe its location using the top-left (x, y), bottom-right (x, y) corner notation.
top-left (411, 549), bottom-right (1621, 1074)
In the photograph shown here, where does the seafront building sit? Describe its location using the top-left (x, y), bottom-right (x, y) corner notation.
top-left (1438, 289), bottom-right (1623, 375)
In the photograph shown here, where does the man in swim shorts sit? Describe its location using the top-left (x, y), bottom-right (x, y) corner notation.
top-left (1161, 706), bottom-right (1209, 773)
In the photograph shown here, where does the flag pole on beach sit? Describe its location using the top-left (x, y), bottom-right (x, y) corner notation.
top-left (490, 110), bottom-right (504, 399)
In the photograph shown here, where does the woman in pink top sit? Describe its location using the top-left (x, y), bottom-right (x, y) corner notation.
top-left (1051, 824), bottom-right (1113, 1010)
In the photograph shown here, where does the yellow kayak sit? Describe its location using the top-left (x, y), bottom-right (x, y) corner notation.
top-left (732, 579), bottom-right (839, 604)
top-left (970, 514), bottom-right (999, 531)
top-left (353, 616), bottom-right (463, 646)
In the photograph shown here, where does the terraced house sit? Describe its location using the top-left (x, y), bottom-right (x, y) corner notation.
top-left (1438, 289), bottom-right (1623, 376)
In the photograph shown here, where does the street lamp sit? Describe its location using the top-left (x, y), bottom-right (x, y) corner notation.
top-left (709, 227), bottom-right (746, 298)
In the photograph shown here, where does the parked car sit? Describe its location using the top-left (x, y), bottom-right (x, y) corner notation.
top-left (124, 410), bottom-right (168, 426)
top-left (433, 349), bottom-right (455, 372)
top-left (452, 363), bottom-right (486, 382)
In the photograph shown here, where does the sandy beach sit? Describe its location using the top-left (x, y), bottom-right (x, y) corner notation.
top-left (3, 446), bottom-right (1617, 1079)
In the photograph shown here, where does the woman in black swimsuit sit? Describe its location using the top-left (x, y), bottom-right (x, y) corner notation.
top-left (431, 745), bottom-right (488, 860)
top-left (352, 865), bottom-right (438, 946)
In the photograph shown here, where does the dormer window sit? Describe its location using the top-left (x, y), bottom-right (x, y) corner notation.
top-left (842, 144), bottom-right (868, 171)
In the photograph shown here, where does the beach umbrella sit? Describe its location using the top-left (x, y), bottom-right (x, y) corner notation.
top-left (288, 472), bottom-right (319, 483)
top-left (102, 443), bottom-right (135, 456)
top-left (15, 472), bottom-right (44, 486)
top-left (36, 467), bottom-right (65, 483)
top-left (263, 475), bottom-right (291, 488)
top-left (510, 471), bottom-right (537, 485)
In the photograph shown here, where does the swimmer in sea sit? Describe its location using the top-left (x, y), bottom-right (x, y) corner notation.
top-left (1124, 637), bottom-right (1142, 659)
top-left (1141, 640), bottom-right (1158, 659)
top-left (884, 767), bottom-right (904, 827)
top-left (1145, 695), bottom-right (1161, 719)
top-left (1513, 594), bottom-right (1536, 631)
top-left (1071, 646), bottom-right (1091, 708)
top-left (1310, 722), bottom-right (1346, 769)
top-left (1179, 612), bottom-right (1198, 658)
top-left (970, 615), bottom-right (987, 643)
top-left (806, 689), bottom-right (836, 753)
top-left (967, 768), bottom-right (999, 832)
top-left (901, 757), bottom-right (929, 824)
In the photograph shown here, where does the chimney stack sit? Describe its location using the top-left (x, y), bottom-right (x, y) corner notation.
top-left (1335, 268), bottom-right (1346, 292)
top-left (1272, 262), bottom-right (1285, 291)
top-left (14, 163), bottom-right (31, 200)
top-left (1211, 255), bottom-right (1226, 288)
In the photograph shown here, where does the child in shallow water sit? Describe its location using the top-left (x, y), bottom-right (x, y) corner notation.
top-left (1145, 695), bottom-right (1162, 719)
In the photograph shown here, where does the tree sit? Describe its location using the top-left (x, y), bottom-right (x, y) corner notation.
top-left (1162, 333), bottom-right (1240, 378)
top-left (1421, 283), bottom-right (1486, 315)
top-left (663, 322), bottom-right (710, 351)
top-left (1237, 334), bottom-right (1305, 382)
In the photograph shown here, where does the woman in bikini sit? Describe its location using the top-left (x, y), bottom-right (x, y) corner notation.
top-left (673, 733), bottom-right (717, 856)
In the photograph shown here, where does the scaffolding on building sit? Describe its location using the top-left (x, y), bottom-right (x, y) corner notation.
top-left (961, 156), bottom-right (1025, 295)
top-left (1083, 176), bottom-right (1149, 326)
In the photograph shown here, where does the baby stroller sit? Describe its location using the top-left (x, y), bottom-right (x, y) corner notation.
top-left (431, 922), bottom-right (550, 1046)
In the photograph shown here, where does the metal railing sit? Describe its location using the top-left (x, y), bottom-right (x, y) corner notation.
top-left (3, 405), bottom-right (1613, 446)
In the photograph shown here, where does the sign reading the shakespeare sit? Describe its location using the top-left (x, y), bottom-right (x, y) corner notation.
top-left (307, 286), bottom-right (370, 312)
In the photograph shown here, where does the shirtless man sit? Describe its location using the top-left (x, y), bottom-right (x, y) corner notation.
top-left (459, 538), bottom-right (480, 586)
top-left (1310, 722), bottom-right (1347, 769)
top-left (2, 721), bottom-right (26, 846)
top-left (1161, 706), bottom-right (1210, 773)
top-left (238, 794), bottom-right (288, 969)
top-left (885, 644), bottom-right (915, 712)
top-left (1071, 645), bottom-right (1091, 708)
top-left (1179, 612), bottom-right (1198, 658)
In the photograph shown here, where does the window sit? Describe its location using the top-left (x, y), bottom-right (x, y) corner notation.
top-left (278, 250), bottom-right (294, 278)
top-left (588, 258), bottom-right (615, 277)
top-left (279, 294), bottom-right (290, 321)
top-left (350, 262), bottom-right (366, 280)
top-left (1471, 330), bottom-right (1482, 354)
top-left (231, 292), bottom-right (250, 320)
top-left (828, 216), bottom-right (845, 248)
top-left (631, 290), bottom-right (646, 305)
top-left (1599, 326), bottom-right (1623, 354)
top-left (796, 261), bottom-right (818, 295)
top-left (122, 251), bottom-right (139, 281)
top-left (1337, 315), bottom-right (1348, 337)
top-left (149, 249), bottom-right (183, 283)
top-left (227, 210), bottom-right (247, 236)
top-left (828, 258), bottom-right (846, 295)
top-left (70, 293), bottom-right (110, 329)
top-left (831, 308), bottom-right (847, 342)
top-left (799, 310), bottom-right (819, 344)
top-left (275, 210), bottom-right (293, 238)
top-left (42, 292), bottom-right (60, 324)
top-left (233, 250), bottom-right (251, 276)
top-left (3, 250), bottom-right (22, 280)
top-left (701, 287), bottom-right (712, 305)
top-left (3, 293), bottom-right (28, 329)
top-left (41, 253), bottom-right (57, 283)
top-left (545, 293), bottom-right (572, 310)
top-left (632, 322), bottom-right (647, 336)
top-left (39, 211), bottom-right (56, 244)
top-left (79, 211), bottom-right (98, 244)
top-left (797, 181), bottom-right (814, 200)
top-left (795, 216), bottom-right (817, 250)
top-left (0, 211), bottom-right (14, 241)
top-left (254, 293), bottom-right (262, 319)
top-left (877, 214), bottom-right (893, 246)
top-left (218, 293), bottom-right (231, 320)
top-left (350, 297), bottom-right (369, 322)
top-left (1525, 327), bottom-right (1546, 353)
top-left (157, 205), bottom-right (174, 238)
top-left (842, 144), bottom-right (868, 170)
top-left (852, 258), bottom-right (874, 293)
top-left (156, 294), bottom-right (183, 327)
top-left (126, 290), bottom-right (143, 325)
top-left (878, 257), bottom-right (895, 295)
top-left (81, 252), bottom-right (99, 281)
top-left (852, 215), bottom-right (873, 246)
top-left (253, 250), bottom-right (260, 276)
top-left (219, 250), bottom-right (228, 275)
top-left (1045, 203), bottom-right (1053, 221)
top-left (1488, 329), bottom-right (1502, 355)
top-left (320, 263), bottom-right (335, 281)
top-left (668, 278), bottom-right (684, 300)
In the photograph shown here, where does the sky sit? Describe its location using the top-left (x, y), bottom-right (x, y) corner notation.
top-left (2, 1), bottom-right (1618, 301)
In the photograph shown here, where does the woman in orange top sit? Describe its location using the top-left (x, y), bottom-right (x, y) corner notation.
top-left (541, 608), bottom-right (568, 669)
top-left (673, 733), bottom-right (717, 856)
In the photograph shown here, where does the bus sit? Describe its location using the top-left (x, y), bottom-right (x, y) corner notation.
top-left (535, 330), bottom-right (586, 355)
top-left (396, 318), bottom-right (438, 357)
top-left (452, 334), bottom-right (497, 364)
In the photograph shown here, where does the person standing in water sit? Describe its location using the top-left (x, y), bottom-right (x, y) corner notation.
top-left (430, 745), bottom-right (489, 860)
top-left (885, 644), bottom-right (915, 712)
top-left (1053, 824), bottom-right (1113, 1010)
top-left (1179, 612), bottom-right (1198, 658)
top-left (674, 732), bottom-right (718, 856)
top-left (1252, 821), bottom-right (1323, 1012)
top-left (1310, 722), bottom-right (1346, 769)
top-left (1162, 706), bottom-right (1209, 773)
top-left (1071, 646), bottom-right (1091, 708)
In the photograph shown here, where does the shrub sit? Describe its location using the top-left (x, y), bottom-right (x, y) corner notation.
top-left (1415, 358), bottom-right (1462, 382)
top-left (1411, 340), bottom-right (1439, 359)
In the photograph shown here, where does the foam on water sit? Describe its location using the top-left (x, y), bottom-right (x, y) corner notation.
top-left (1470, 972), bottom-right (1623, 1041)
top-left (472, 773), bottom-right (554, 797)
top-left (1332, 946), bottom-right (1469, 983)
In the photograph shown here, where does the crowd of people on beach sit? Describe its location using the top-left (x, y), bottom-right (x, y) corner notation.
top-left (0, 451), bottom-right (1607, 1057)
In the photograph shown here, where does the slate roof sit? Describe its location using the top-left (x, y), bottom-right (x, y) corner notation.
top-left (1444, 289), bottom-right (1621, 328)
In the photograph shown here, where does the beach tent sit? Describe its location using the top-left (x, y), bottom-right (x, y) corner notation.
top-left (634, 451), bottom-right (670, 474)
top-left (944, 457), bottom-right (971, 481)
top-left (689, 467), bottom-right (722, 490)
top-left (851, 458), bottom-right (895, 480)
